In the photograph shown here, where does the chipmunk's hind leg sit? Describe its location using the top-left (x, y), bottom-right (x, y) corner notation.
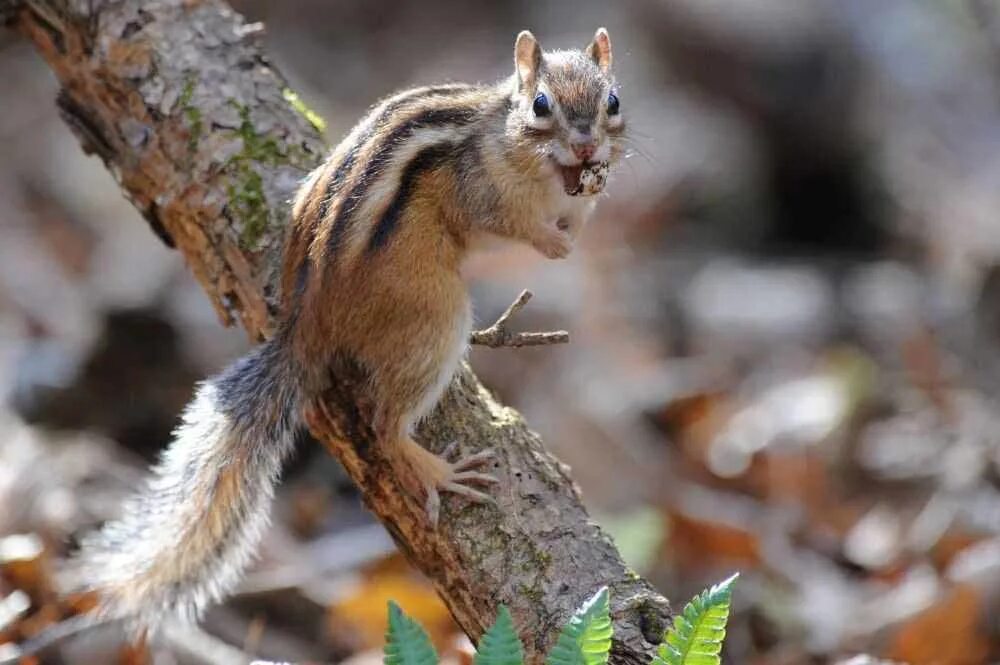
top-left (391, 433), bottom-right (498, 526)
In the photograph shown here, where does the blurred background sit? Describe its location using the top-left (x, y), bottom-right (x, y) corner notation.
top-left (3, 0), bottom-right (1000, 663)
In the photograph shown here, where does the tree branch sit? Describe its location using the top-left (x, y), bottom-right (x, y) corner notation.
top-left (470, 289), bottom-right (570, 348)
top-left (7, 1), bottom-right (671, 662)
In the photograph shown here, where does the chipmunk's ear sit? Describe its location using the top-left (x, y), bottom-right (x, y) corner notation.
top-left (514, 30), bottom-right (542, 91)
top-left (586, 27), bottom-right (612, 73)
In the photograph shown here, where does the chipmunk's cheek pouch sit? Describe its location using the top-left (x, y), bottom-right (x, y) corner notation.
top-left (559, 164), bottom-right (585, 194)
top-left (570, 161), bottom-right (609, 196)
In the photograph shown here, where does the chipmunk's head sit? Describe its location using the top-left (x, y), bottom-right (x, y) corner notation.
top-left (508, 28), bottom-right (625, 196)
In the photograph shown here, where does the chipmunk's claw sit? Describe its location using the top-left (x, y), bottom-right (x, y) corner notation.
top-left (425, 491), bottom-right (441, 527)
top-left (451, 449), bottom-right (496, 471)
top-left (422, 445), bottom-right (499, 527)
top-left (451, 470), bottom-right (500, 484)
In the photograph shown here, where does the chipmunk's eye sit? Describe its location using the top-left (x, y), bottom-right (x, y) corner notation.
top-left (532, 93), bottom-right (551, 117)
top-left (607, 92), bottom-right (620, 115)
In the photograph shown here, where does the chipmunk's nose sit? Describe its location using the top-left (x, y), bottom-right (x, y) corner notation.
top-left (569, 123), bottom-right (597, 162)
top-left (569, 126), bottom-right (598, 162)
top-left (571, 141), bottom-right (597, 161)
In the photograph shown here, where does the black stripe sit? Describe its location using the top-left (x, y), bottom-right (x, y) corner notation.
top-left (325, 104), bottom-right (478, 258)
top-left (454, 133), bottom-right (500, 218)
top-left (314, 85), bottom-right (474, 225)
top-left (293, 258), bottom-right (310, 297)
top-left (368, 143), bottom-right (456, 253)
top-left (455, 132), bottom-right (483, 180)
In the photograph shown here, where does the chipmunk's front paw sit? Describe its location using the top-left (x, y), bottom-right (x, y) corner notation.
top-left (532, 225), bottom-right (574, 259)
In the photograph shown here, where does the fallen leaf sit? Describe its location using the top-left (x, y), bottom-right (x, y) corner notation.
top-left (667, 508), bottom-right (761, 570)
top-left (329, 555), bottom-right (456, 653)
top-left (118, 635), bottom-right (150, 665)
top-left (931, 528), bottom-right (987, 573)
top-left (886, 584), bottom-right (988, 665)
top-left (0, 534), bottom-right (49, 600)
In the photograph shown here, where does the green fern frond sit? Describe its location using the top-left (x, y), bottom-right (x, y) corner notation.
top-left (475, 605), bottom-right (525, 665)
top-left (653, 573), bottom-right (738, 665)
top-left (384, 601), bottom-right (439, 665)
top-left (544, 587), bottom-right (613, 665)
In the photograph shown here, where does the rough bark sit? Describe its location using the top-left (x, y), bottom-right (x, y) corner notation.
top-left (7, 1), bottom-right (672, 662)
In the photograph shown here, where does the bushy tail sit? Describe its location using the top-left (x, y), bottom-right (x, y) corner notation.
top-left (75, 339), bottom-right (301, 628)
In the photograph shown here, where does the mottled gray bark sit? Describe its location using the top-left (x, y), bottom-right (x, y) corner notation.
top-left (7, 1), bottom-right (672, 662)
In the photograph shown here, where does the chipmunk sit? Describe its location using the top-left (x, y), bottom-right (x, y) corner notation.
top-left (76, 28), bottom-right (625, 628)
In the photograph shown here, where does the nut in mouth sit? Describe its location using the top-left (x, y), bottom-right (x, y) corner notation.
top-left (558, 161), bottom-right (610, 197)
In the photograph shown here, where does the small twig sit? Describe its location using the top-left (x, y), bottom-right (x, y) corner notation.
top-left (469, 289), bottom-right (569, 348)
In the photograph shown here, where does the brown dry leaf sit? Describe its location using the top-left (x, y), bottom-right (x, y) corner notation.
top-left (662, 394), bottom-right (761, 492)
top-left (657, 393), bottom-right (722, 443)
top-left (930, 528), bottom-right (987, 573)
top-left (0, 535), bottom-right (50, 601)
top-left (329, 555), bottom-right (457, 654)
top-left (117, 637), bottom-right (150, 665)
top-left (886, 583), bottom-right (988, 665)
top-left (666, 509), bottom-right (761, 570)
top-left (63, 591), bottom-right (99, 617)
top-left (742, 451), bottom-right (830, 505)
top-left (675, 400), bottom-right (731, 476)
top-left (662, 398), bottom-right (839, 509)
